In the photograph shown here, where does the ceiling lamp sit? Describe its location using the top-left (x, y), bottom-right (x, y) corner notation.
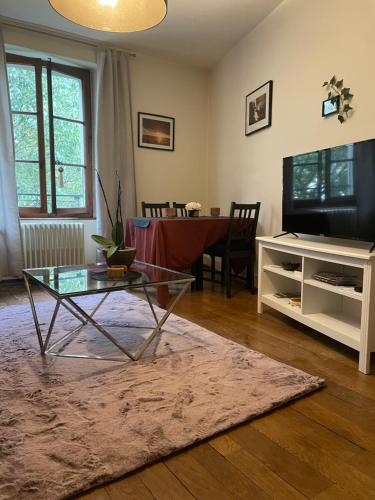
top-left (48, 0), bottom-right (168, 33)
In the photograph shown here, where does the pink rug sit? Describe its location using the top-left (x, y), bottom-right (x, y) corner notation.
top-left (0, 292), bottom-right (323, 499)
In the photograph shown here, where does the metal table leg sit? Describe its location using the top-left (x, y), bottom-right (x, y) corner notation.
top-left (24, 277), bottom-right (191, 363)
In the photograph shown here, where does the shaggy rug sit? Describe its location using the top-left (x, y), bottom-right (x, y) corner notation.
top-left (0, 292), bottom-right (324, 499)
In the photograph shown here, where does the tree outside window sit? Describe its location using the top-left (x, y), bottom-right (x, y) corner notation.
top-left (6, 54), bottom-right (92, 218)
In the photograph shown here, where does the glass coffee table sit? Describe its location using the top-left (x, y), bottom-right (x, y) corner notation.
top-left (23, 261), bottom-right (194, 362)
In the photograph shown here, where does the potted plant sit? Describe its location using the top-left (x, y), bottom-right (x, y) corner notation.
top-left (91, 171), bottom-right (136, 267)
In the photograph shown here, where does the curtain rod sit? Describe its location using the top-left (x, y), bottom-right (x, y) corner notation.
top-left (0, 15), bottom-right (137, 57)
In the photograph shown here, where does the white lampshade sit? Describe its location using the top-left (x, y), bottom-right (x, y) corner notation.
top-left (49, 0), bottom-right (168, 33)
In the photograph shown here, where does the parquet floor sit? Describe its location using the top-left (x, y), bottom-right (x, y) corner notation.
top-left (1, 279), bottom-right (375, 500)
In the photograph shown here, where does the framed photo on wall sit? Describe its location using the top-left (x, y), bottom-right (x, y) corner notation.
top-left (322, 95), bottom-right (339, 117)
top-left (245, 80), bottom-right (273, 136)
top-left (138, 112), bottom-right (175, 151)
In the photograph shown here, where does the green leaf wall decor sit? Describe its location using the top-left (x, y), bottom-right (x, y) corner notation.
top-left (322, 76), bottom-right (354, 123)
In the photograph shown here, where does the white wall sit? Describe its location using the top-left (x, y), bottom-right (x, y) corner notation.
top-left (208, 0), bottom-right (375, 235)
top-left (130, 53), bottom-right (209, 214)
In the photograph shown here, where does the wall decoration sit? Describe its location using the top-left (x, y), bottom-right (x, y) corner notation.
top-left (322, 95), bottom-right (339, 117)
top-left (138, 112), bottom-right (175, 151)
top-left (245, 80), bottom-right (273, 136)
top-left (322, 76), bottom-right (354, 123)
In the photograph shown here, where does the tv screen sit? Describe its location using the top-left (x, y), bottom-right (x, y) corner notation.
top-left (282, 138), bottom-right (375, 243)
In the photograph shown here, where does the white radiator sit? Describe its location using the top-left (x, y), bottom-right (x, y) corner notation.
top-left (21, 223), bottom-right (85, 268)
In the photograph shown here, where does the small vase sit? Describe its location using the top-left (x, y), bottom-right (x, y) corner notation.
top-left (188, 210), bottom-right (199, 217)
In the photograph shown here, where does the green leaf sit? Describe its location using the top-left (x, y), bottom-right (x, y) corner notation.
top-left (341, 87), bottom-right (350, 95)
top-left (107, 245), bottom-right (119, 259)
top-left (111, 221), bottom-right (124, 246)
top-left (328, 91), bottom-right (332, 99)
top-left (336, 79), bottom-right (343, 89)
top-left (346, 93), bottom-right (354, 100)
top-left (322, 81), bottom-right (328, 87)
top-left (91, 234), bottom-right (114, 246)
top-left (343, 104), bottom-right (353, 112)
top-left (330, 76), bottom-right (336, 85)
top-left (338, 114), bottom-right (345, 124)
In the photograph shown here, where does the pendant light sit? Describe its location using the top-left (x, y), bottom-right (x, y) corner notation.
top-left (49, 0), bottom-right (168, 33)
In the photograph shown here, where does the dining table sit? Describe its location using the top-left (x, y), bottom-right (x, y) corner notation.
top-left (125, 216), bottom-right (232, 307)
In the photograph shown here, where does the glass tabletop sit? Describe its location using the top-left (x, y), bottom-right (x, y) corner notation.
top-left (23, 261), bottom-right (194, 298)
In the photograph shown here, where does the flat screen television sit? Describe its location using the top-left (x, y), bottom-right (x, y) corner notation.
top-left (282, 138), bottom-right (375, 243)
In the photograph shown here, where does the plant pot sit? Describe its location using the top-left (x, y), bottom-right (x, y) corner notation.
top-left (188, 210), bottom-right (199, 217)
top-left (103, 247), bottom-right (136, 267)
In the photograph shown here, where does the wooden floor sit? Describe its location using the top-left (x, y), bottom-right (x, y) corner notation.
top-left (1, 279), bottom-right (375, 500)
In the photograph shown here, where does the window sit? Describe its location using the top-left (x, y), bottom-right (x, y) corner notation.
top-left (6, 54), bottom-right (92, 218)
top-left (329, 144), bottom-right (354, 198)
top-left (292, 152), bottom-right (320, 200)
top-left (292, 145), bottom-right (355, 205)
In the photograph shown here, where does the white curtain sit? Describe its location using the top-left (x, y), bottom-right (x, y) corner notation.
top-left (95, 49), bottom-right (136, 239)
top-left (0, 27), bottom-right (23, 279)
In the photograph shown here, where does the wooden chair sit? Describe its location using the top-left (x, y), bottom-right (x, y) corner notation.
top-left (173, 202), bottom-right (188, 217)
top-left (206, 202), bottom-right (261, 298)
top-left (141, 202), bottom-right (170, 218)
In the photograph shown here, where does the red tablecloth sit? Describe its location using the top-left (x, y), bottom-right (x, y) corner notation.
top-left (125, 217), bottom-right (230, 306)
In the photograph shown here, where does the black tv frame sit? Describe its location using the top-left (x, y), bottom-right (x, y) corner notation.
top-left (277, 139), bottom-right (375, 253)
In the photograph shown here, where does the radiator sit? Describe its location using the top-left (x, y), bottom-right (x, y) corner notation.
top-left (21, 223), bottom-right (85, 268)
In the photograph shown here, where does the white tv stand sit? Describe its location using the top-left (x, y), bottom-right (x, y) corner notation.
top-left (257, 235), bottom-right (375, 374)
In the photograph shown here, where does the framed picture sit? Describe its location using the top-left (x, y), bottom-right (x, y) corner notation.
top-left (138, 112), bottom-right (175, 151)
top-left (245, 80), bottom-right (273, 136)
top-left (322, 95), bottom-right (339, 117)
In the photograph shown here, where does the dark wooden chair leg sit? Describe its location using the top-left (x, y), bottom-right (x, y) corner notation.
top-left (246, 263), bottom-right (256, 294)
top-left (246, 263), bottom-right (251, 289)
top-left (211, 255), bottom-right (216, 281)
top-left (225, 256), bottom-right (231, 298)
top-left (249, 248), bottom-right (257, 294)
top-left (193, 255), bottom-right (204, 291)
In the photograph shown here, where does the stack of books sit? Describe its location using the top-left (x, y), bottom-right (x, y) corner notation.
top-left (312, 271), bottom-right (357, 287)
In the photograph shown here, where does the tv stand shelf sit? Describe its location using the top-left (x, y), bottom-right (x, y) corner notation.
top-left (257, 236), bottom-right (375, 374)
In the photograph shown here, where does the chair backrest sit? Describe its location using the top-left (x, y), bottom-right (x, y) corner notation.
top-left (141, 202), bottom-right (170, 218)
top-left (173, 202), bottom-right (188, 217)
top-left (227, 202), bottom-right (261, 244)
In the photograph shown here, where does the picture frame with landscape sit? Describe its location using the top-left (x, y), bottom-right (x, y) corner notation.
top-left (245, 80), bottom-right (273, 136)
top-left (138, 112), bottom-right (175, 151)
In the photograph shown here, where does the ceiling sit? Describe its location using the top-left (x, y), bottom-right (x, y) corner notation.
top-left (0, 0), bottom-right (283, 68)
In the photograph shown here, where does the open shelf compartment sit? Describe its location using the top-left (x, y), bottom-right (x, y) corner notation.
top-left (257, 236), bottom-right (375, 374)
top-left (262, 247), bottom-right (303, 282)
top-left (303, 256), bottom-right (363, 301)
top-left (302, 282), bottom-right (361, 347)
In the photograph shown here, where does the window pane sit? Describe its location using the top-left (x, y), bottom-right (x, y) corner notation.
top-left (331, 144), bottom-right (354, 161)
top-left (55, 166), bottom-right (85, 208)
top-left (52, 71), bottom-right (83, 121)
top-left (330, 161), bottom-right (354, 197)
top-left (293, 165), bottom-right (319, 200)
top-left (16, 162), bottom-right (41, 207)
top-left (12, 114), bottom-right (39, 161)
top-left (294, 152), bottom-right (319, 164)
top-left (54, 118), bottom-right (85, 165)
top-left (7, 64), bottom-right (37, 113)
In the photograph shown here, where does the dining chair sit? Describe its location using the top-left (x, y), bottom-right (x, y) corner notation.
top-left (141, 202), bottom-right (170, 217)
top-left (173, 202), bottom-right (188, 217)
top-left (206, 202), bottom-right (261, 298)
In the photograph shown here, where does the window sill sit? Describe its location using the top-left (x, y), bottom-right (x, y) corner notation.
top-left (20, 218), bottom-right (97, 222)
